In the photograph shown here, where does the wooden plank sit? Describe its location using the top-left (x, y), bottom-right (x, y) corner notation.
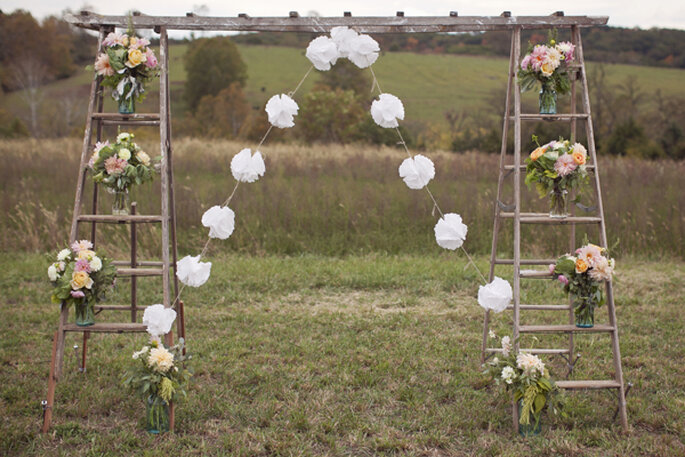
top-left (494, 258), bottom-right (556, 265)
top-left (499, 213), bottom-right (601, 224)
top-left (160, 28), bottom-right (172, 313)
top-left (556, 380), bottom-right (621, 389)
top-left (92, 113), bottom-right (160, 120)
top-left (486, 347), bottom-right (570, 355)
top-left (112, 260), bottom-right (164, 266)
top-left (100, 120), bottom-right (160, 126)
top-left (520, 270), bottom-right (554, 279)
top-left (116, 268), bottom-right (164, 277)
top-left (63, 323), bottom-right (147, 333)
top-left (41, 331), bottom-right (59, 433)
top-left (504, 164), bottom-right (595, 170)
top-left (519, 324), bottom-right (615, 333)
top-left (507, 304), bottom-right (570, 311)
top-left (94, 305), bottom-right (149, 311)
top-left (509, 113), bottom-right (589, 121)
top-left (78, 214), bottom-right (164, 223)
top-left (64, 12), bottom-right (609, 33)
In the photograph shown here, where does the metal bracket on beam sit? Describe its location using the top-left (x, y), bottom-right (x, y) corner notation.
top-left (450, 11), bottom-right (458, 17)
top-left (186, 12), bottom-right (195, 17)
top-left (553, 11), bottom-right (565, 17)
top-left (343, 12), bottom-right (352, 17)
top-left (238, 13), bottom-right (249, 18)
top-left (501, 11), bottom-right (511, 18)
top-left (497, 200), bottom-right (516, 212)
top-left (396, 11), bottom-right (404, 17)
top-left (289, 11), bottom-right (299, 18)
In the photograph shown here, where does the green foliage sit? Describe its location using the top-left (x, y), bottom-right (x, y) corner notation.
top-left (183, 36), bottom-right (247, 112)
top-left (318, 58), bottom-right (372, 96)
top-left (297, 88), bottom-right (367, 143)
top-left (181, 83), bottom-right (251, 139)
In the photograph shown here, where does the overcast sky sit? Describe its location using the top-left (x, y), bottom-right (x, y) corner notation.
top-left (4, 0), bottom-right (685, 31)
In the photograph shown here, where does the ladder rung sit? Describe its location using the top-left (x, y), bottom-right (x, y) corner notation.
top-left (520, 270), bottom-right (553, 279)
top-left (494, 258), bottom-right (556, 265)
top-left (112, 260), bottom-right (164, 267)
top-left (503, 164), bottom-right (595, 171)
top-left (63, 323), bottom-right (147, 333)
top-left (500, 213), bottom-right (602, 224)
top-left (94, 305), bottom-right (149, 311)
top-left (509, 113), bottom-right (590, 121)
top-left (519, 324), bottom-right (615, 333)
top-left (78, 214), bottom-right (164, 224)
top-left (486, 347), bottom-right (570, 355)
top-left (556, 380), bottom-right (621, 389)
top-left (116, 268), bottom-right (164, 277)
top-left (507, 304), bottom-right (570, 311)
top-left (92, 113), bottom-right (161, 122)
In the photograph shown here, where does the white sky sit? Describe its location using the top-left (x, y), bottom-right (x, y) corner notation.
top-left (4, 0), bottom-right (685, 31)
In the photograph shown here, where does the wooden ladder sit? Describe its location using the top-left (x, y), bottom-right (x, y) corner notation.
top-left (42, 26), bottom-right (184, 432)
top-left (480, 25), bottom-right (629, 432)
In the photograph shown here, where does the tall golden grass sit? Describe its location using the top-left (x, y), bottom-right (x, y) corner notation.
top-left (1, 138), bottom-right (683, 258)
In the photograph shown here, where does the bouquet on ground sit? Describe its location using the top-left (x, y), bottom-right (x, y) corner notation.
top-left (123, 338), bottom-right (191, 433)
top-left (92, 25), bottom-right (159, 113)
top-left (484, 333), bottom-right (564, 436)
top-left (551, 243), bottom-right (615, 327)
top-left (89, 132), bottom-right (158, 215)
top-left (48, 240), bottom-right (116, 326)
top-left (517, 35), bottom-right (575, 113)
top-left (525, 136), bottom-right (589, 218)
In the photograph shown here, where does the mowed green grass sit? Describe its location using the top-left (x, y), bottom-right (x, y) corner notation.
top-left (1, 253), bottom-right (684, 456)
top-left (3, 43), bottom-right (685, 125)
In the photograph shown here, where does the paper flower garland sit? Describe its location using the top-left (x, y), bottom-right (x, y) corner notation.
top-left (399, 155), bottom-right (435, 190)
top-left (348, 34), bottom-right (380, 68)
top-left (434, 213), bottom-right (468, 250)
top-left (306, 36), bottom-right (339, 71)
top-left (142, 304), bottom-right (177, 337)
top-left (330, 26), bottom-right (358, 58)
top-left (176, 255), bottom-right (211, 287)
top-left (265, 94), bottom-right (299, 128)
top-left (371, 93), bottom-right (405, 128)
top-left (201, 205), bottom-right (235, 240)
top-left (478, 277), bottom-right (513, 313)
top-left (231, 148), bottom-right (266, 183)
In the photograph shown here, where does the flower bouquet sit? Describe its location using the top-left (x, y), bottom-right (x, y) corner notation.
top-left (551, 243), bottom-right (615, 327)
top-left (48, 240), bottom-right (116, 326)
top-left (524, 136), bottom-right (589, 218)
top-left (123, 339), bottom-right (191, 433)
top-left (93, 26), bottom-right (159, 114)
top-left (517, 37), bottom-right (575, 114)
top-left (89, 132), bottom-right (158, 215)
top-left (484, 333), bottom-right (564, 436)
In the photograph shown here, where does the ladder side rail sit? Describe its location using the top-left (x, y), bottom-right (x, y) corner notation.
top-left (159, 27), bottom-right (172, 319)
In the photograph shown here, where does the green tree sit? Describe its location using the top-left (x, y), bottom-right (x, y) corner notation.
top-left (318, 59), bottom-right (371, 96)
top-left (183, 36), bottom-right (247, 112)
top-left (298, 88), bottom-right (366, 143)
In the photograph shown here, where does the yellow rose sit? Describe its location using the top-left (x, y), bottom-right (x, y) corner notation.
top-left (530, 146), bottom-right (547, 161)
top-left (540, 61), bottom-right (555, 77)
top-left (129, 36), bottom-right (137, 48)
top-left (575, 258), bottom-right (589, 274)
top-left (126, 49), bottom-right (146, 68)
top-left (77, 250), bottom-right (96, 260)
top-left (572, 151), bottom-right (586, 165)
top-left (136, 151), bottom-right (151, 166)
top-left (71, 271), bottom-right (94, 290)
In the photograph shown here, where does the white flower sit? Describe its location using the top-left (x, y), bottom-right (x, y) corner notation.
top-left (136, 151), bottom-right (151, 166)
top-left (371, 93), bottom-right (405, 129)
top-left (330, 26), bottom-right (358, 58)
top-left (589, 256), bottom-right (614, 282)
top-left (434, 213), bottom-right (468, 250)
top-left (48, 264), bottom-right (59, 282)
top-left (501, 366), bottom-right (516, 384)
top-left (201, 205), bottom-right (235, 240)
top-left (230, 148), bottom-right (266, 183)
top-left (265, 94), bottom-right (299, 129)
top-left (148, 345), bottom-right (174, 372)
top-left (306, 36), bottom-right (339, 71)
top-left (501, 336), bottom-right (512, 357)
top-left (348, 34), bottom-right (380, 68)
top-left (478, 277), bottom-right (513, 313)
top-left (176, 255), bottom-right (211, 288)
top-left (57, 249), bottom-right (71, 261)
top-left (132, 346), bottom-right (149, 359)
top-left (89, 256), bottom-right (102, 272)
top-left (492, 357), bottom-right (499, 364)
top-left (116, 132), bottom-right (131, 142)
top-left (489, 330), bottom-right (496, 339)
top-left (118, 148), bottom-right (131, 160)
top-left (143, 304), bottom-right (177, 337)
top-left (517, 352), bottom-right (545, 376)
top-left (398, 155), bottom-right (434, 189)
top-left (57, 261), bottom-right (66, 272)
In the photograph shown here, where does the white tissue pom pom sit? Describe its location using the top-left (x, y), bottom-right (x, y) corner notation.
top-left (434, 213), bottom-right (468, 250)
top-left (143, 304), bottom-right (177, 337)
top-left (330, 26), bottom-right (358, 58)
top-left (371, 93), bottom-right (404, 128)
top-left (231, 148), bottom-right (266, 183)
top-left (176, 255), bottom-right (212, 288)
top-left (201, 205), bottom-right (235, 240)
top-left (398, 155), bottom-right (435, 190)
top-left (348, 34), bottom-right (380, 68)
top-left (265, 94), bottom-right (299, 128)
top-left (306, 36), bottom-right (339, 71)
top-left (478, 277), bottom-right (513, 313)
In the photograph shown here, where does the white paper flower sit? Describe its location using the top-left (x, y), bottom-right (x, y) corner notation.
top-left (478, 277), bottom-right (513, 313)
top-left (434, 213), bottom-right (468, 250)
top-left (201, 205), bottom-right (235, 240)
top-left (265, 94), bottom-right (299, 129)
top-left (371, 93), bottom-right (405, 128)
top-left (330, 26), bottom-right (358, 58)
top-left (306, 36), bottom-right (339, 71)
top-left (348, 34), bottom-right (380, 68)
top-left (176, 255), bottom-right (212, 288)
top-left (143, 304), bottom-right (177, 337)
top-left (230, 148), bottom-right (266, 183)
top-left (398, 155), bottom-right (434, 189)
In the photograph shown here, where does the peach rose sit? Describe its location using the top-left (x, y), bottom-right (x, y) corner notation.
top-left (77, 250), bottom-right (96, 261)
top-left (126, 48), bottom-right (146, 68)
top-left (530, 146), bottom-right (547, 161)
top-left (571, 143), bottom-right (587, 165)
top-left (575, 258), bottom-right (589, 274)
top-left (71, 271), bottom-right (94, 290)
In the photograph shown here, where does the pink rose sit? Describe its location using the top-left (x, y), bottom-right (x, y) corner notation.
top-left (71, 290), bottom-right (86, 298)
top-left (145, 48), bottom-right (158, 68)
top-left (521, 55), bottom-right (532, 70)
top-left (558, 275), bottom-right (569, 285)
top-left (548, 263), bottom-right (556, 274)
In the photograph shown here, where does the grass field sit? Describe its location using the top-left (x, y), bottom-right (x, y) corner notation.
top-left (1, 252), bottom-right (684, 456)
top-left (3, 43), bottom-right (685, 127)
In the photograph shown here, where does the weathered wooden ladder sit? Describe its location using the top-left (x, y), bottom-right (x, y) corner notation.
top-left (481, 24), bottom-right (629, 432)
top-left (42, 23), bottom-right (184, 432)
